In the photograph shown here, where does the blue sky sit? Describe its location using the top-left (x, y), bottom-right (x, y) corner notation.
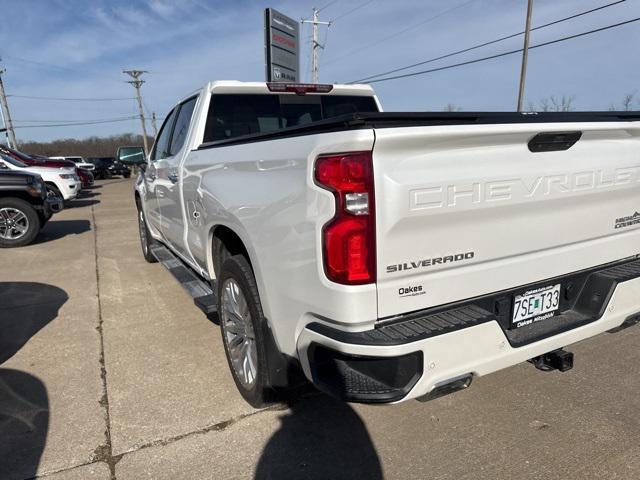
top-left (0, 0), bottom-right (638, 142)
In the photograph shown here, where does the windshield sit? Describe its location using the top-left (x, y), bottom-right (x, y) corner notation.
top-left (0, 152), bottom-right (28, 168)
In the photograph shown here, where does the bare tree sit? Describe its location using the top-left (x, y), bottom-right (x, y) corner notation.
top-left (17, 133), bottom-right (153, 158)
top-left (622, 91), bottom-right (636, 111)
top-left (530, 94), bottom-right (575, 112)
top-left (442, 103), bottom-right (462, 112)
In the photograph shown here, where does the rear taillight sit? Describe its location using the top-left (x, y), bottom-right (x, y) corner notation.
top-left (314, 151), bottom-right (376, 285)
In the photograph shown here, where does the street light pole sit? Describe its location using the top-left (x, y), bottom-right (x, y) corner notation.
top-left (517, 0), bottom-right (534, 112)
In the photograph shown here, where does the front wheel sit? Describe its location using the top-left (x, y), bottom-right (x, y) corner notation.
top-left (0, 198), bottom-right (41, 247)
top-left (46, 184), bottom-right (63, 201)
top-left (218, 255), bottom-right (275, 407)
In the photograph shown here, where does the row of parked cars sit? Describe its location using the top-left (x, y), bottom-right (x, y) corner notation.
top-left (0, 144), bottom-right (132, 247)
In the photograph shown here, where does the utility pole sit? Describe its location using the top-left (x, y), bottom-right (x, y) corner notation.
top-left (0, 62), bottom-right (17, 148)
top-left (151, 112), bottom-right (158, 138)
top-left (517, 0), bottom-right (534, 112)
top-left (302, 8), bottom-right (331, 83)
top-left (123, 70), bottom-right (150, 156)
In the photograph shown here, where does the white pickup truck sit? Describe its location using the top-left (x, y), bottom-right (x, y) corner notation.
top-left (135, 81), bottom-right (640, 407)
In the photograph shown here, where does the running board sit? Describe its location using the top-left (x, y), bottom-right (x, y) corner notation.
top-left (150, 245), bottom-right (217, 314)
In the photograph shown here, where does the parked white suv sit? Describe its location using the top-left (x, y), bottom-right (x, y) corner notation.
top-left (50, 156), bottom-right (95, 171)
top-left (0, 153), bottom-right (80, 200)
top-left (135, 81), bottom-right (640, 407)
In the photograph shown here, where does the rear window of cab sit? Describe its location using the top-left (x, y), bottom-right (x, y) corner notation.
top-left (203, 94), bottom-right (379, 142)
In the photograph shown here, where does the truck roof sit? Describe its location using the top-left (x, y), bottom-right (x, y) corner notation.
top-left (179, 81), bottom-right (376, 104)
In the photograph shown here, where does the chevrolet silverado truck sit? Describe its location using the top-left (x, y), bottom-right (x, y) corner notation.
top-left (135, 81), bottom-right (640, 407)
top-left (0, 169), bottom-right (62, 247)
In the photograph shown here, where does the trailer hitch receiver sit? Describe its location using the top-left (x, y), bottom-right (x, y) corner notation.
top-left (530, 348), bottom-right (574, 372)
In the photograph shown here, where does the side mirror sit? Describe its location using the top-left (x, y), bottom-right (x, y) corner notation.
top-left (116, 146), bottom-right (146, 166)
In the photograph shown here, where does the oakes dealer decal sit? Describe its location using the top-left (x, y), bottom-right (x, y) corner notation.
top-left (386, 251), bottom-right (475, 274)
top-left (615, 211), bottom-right (640, 229)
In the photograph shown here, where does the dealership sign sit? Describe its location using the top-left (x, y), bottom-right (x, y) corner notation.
top-left (264, 8), bottom-right (299, 82)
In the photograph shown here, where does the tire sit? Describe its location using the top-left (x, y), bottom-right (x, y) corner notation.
top-left (136, 200), bottom-right (158, 263)
top-left (124, 173), bottom-right (131, 179)
top-left (46, 184), bottom-right (63, 201)
top-left (218, 255), bottom-right (275, 407)
top-left (38, 211), bottom-right (51, 228)
top-left (0, 197), bottom-right (41, 248)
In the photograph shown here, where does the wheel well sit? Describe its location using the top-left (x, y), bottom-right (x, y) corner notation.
top-left (211, 225), bottom-right (251, 277)
top-left (0, 191), bottom-right (38, 204)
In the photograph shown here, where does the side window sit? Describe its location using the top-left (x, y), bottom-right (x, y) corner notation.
top-left (151, 108), bottom-right (178, 161)
top-left (169, 97), bottom-right (197, 155)
top-left (203, 95), bottom-right (281, 142)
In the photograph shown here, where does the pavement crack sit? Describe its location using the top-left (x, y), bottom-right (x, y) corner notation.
top-left (91, 203), bottom-right (118, 480)
top-left (119, 402), bottom-right (289, 457)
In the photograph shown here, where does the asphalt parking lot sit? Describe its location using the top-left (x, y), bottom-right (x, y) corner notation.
top-left (2, 178), bottom-right (640, 479)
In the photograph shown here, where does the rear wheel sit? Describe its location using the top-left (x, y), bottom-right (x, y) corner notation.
top-left (218, 255), bottom-right (275, 407)
top-left (0, 198), bottom-right (41, 248)
top-left (136, 200), bottom-right (158, 263)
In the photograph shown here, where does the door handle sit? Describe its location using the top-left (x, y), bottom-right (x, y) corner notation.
top-left (168, 173), bottom-right (179, 184)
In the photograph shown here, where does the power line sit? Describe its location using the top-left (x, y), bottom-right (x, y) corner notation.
top-left (13, 116), bottom-right (138, 123)
top-left (353, 16), bottom-right (640, 85)
top-left (353, 0), bottom-right (627, 83)
top-left (12, 116), bottom-right (138, 129)
top-left (323, 0), bottom-right (478, 66)
top-left (317, 0), bottom-right (339, 13)
top-left (6, 94), bottom-right (135, 101)
top-left (331, 0), bottom-right (375, 23)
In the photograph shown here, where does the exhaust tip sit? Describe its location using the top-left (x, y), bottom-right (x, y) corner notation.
top-left (417, 374), bottom-right (473, 403)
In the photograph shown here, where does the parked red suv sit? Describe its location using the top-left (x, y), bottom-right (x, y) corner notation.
top-left (0, 145), bottom-right (93, 189)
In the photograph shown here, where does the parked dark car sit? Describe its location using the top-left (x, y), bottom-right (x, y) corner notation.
top-left (87, 157), bottom-right (131, 179)
top-left (0, 170), bottom-right (63, 247)
top-left (77, 168), bottom-right (94, 189)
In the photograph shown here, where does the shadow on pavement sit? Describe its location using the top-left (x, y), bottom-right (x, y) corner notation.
top-left (67, 199), bottom-right (100, 209)
top-left (78, 191), bottom-right (101, 199)
top-left (0, 369), bottom-right (49, 480)
top-left (35, 219), bottom-right (91, 244)
top-left (0, 282), bottom-right (66, 479)
top-left (0, 282), bottom-right (68, 365)
top-left (255, 393), bottom-right (382, 480)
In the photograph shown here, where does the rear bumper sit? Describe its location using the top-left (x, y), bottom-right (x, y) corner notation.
top-left (296, 258), bottom-right (640, 403)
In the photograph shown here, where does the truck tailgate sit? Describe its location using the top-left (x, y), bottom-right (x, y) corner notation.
top-left (373, 121), bottom-right (640, 318)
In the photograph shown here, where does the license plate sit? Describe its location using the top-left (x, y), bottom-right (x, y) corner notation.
top-left (512, 283), bottom-right (561, 327)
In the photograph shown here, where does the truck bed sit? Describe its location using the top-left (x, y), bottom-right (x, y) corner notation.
top-left (198, 111), bottom-right (640, 149)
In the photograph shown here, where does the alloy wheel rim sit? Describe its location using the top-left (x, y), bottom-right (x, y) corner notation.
top-left (0, 208), bottom-right (29, 240)
top-left (138, 210), bottom-right (148, 254)
top-left (221, 278), bottom-right (258, 388)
